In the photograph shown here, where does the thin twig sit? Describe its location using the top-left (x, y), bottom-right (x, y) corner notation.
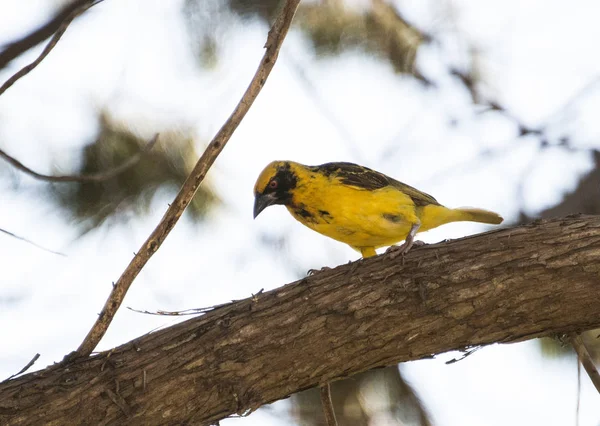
top-left (569, 332), bottom-right (600, 394)
top-left (319, 383), bottom-right (338, 426)
top-left (71, 0), bottom-right (302, 359)
top-left (0, 0), bottom-right (95, 70)
top-left (0, 0), bottom-right (103, 97)
top-left (104, 388), bottom-right (132, 418)
top-left (0, 227), bottom-right (65, 256)
top-left (126, 306), bottom-right (222, 316)
top-left (127, 288), bottom-right (266, 316)
top-left (445, 346), bottom-right (481, 364)
top-left (5, 353), bottom-right (40, 381)
top-left (0, 133), bottom-right (159, 183)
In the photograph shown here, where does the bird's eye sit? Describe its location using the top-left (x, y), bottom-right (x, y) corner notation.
top-left (268, 180), bottom-right (278, 189)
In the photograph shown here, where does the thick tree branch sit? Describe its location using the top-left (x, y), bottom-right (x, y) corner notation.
top-left (72, 0), bottom-right (301, 358)
top-left (2, 215), bottom-right (600, 425)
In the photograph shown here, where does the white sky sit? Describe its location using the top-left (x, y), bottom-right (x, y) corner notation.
top-left (1, 0), bottom-right (600, 425)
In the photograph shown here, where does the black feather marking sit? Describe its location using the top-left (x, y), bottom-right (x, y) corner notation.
top-left (294, 204), bottom-right (314, 220)
top-left (310, 162), bottom-right (440, 207)
top-left (260, 162), bottom-right (298, 205)
top-left (318, 209), bottom-right (333, 223)
top-left (310, 162), bottom-right (388, 190)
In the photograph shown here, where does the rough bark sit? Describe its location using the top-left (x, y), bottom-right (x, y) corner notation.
top-left (2, 215), bottom-right (600, 425)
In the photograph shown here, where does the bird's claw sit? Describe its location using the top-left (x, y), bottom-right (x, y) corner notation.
top-left (385, 244), bottom-right (409, 260)
top-left (307, 266), bottom-right (332, 276)
top-left (386, 240), bottom-right (426, 260)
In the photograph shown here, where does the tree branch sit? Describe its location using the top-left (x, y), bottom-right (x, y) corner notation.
top-left (71, 0), bottom-right (301, 359)
top-left (5, 354), bottom-right (40, 381)
top-left (0, 227), bottom-right (65, 256)
top-left (0, 0), bottom-right (102, 97)
top-left (0, 0), bottom-right (94, 70)
top-left (319, 384), bottom-right (338, 426)
top-left (0, 133), bottom-right (158, 183)
top-left (2, 215), bottom-right (600, 425)
top-left (569, 333), bottom-right (600, 394)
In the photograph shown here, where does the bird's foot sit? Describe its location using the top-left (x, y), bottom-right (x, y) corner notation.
top-left (386, 240), bottom-right (426, 259)
top-left (385, 244), bottom-right (409, 260)
top-left (307, 266), bottom-right (332, 276)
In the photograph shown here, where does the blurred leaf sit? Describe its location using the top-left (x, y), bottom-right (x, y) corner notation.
top-left (185, 0), bottom-right (428, 79)
top-left (292, 366), bottom-right (431, 426)
top-left (297, 0), bottom-right (428, 77)
top-left (182, 0), bottom-right (225, 69)
top-left (227, 0), bottom-right (281, 20)
top-left (538, 336), bottom-right (574, 359)
top-left (52, 113), bottom-right (217, 230)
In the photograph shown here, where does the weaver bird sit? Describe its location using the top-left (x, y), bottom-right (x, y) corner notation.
top-left (253, 161), bottom-right (503, 258)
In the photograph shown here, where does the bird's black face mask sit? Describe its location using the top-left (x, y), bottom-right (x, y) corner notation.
top-left (253, 163), bottom-right (297, 218)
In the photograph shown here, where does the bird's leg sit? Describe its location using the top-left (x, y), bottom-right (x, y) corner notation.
top-left (386, 223), bottom-right (421, 259)
top-left (360, 247), bottom-right (377, 258)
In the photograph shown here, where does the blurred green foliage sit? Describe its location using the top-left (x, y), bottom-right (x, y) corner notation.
top-left (53, 114), bottom-right (216, 229)
top-left (297, 0), bottom-right (426, 76)
top-left (293, 366), bottom-right (431, 426)
top-left (186, 0), bottom-right (428, 77)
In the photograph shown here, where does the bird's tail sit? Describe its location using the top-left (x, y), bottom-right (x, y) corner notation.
top-left (419, 205), bottom-right (503, 231)
top-left (451, 207), bottom-right (503, 225)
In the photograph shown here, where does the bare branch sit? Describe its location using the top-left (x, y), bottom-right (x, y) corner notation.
top-left (0, 0), bottom-right (102, 97)
top-left (126, 306), bottom-right (222, 316)
top-left (319, 384), bottom-right (338, 426)
top-left (0, 1), bottom-right (95, 70)
top-left (70, 0), bottom-right (302, 360)
top-left (4, 353), bottom-right (40, 381)
top-left (0, 227), bottom-right (65, 256)
top-left (0, 133), bottom-right (158, 183)
top-left (569, 333), bottom-right (600, 394)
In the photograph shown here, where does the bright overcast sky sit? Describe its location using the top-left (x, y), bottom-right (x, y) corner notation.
top-left (1, 0), bottom-right (600, 425)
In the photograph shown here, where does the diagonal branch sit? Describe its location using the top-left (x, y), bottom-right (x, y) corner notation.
top-left (72, 0), bottom-right (302, 359)
top-left (0, 0), bottom-right (102, 97)
top-left (4, 353), bottom-right (40, 381)
top-left (0, 0), bottom-right (95, 70)
top-left (2, 215), bottom-right (600, 425)
top-left (0, 227), bottom-right (65, 256)
top-left (569, 333), bottom-right (600, 394)
top-left (0, 133), bottom-right (158, 183)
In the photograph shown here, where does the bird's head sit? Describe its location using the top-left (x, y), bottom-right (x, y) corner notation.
top-left (253, 161), bottom-right (298, 218)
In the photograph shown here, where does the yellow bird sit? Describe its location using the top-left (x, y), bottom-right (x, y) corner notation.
top-left (253, 161), bottom-right (503, 258)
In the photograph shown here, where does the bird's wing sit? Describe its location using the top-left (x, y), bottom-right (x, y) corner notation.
top-left (313, 162), bottom-right (439, 207)
top-left (386, 176), bottom-right (439, 206)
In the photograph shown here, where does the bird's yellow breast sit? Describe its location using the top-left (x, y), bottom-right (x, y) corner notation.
top-left (286, 172), bottom-right (420, 250)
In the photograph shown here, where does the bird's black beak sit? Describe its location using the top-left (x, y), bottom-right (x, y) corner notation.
top-left (253, 193), bottom-right (277, 219)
